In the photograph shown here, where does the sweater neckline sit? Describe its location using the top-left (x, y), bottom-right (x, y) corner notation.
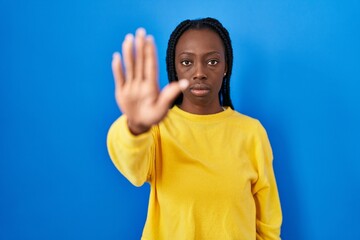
top-left (171, 105), bottom-right (233, 122)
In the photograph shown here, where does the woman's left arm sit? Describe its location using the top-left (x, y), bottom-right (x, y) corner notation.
top-left (252, 122), bottom-right (282, 240)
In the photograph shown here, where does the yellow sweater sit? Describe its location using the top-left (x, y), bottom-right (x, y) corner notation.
top-left (107, 106), bottom-right (282, 240)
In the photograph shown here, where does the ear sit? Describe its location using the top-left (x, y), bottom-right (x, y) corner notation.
top-left (224, 64), bottom-right (228, 77)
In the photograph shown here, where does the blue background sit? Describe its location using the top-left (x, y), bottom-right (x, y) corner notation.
top-left (1, 0), bottom-right (359, 239)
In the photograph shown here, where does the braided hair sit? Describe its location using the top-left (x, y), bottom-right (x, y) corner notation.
top-left (166, 17), bottom-right (234, 109)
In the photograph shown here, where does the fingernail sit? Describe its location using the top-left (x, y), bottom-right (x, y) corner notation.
top-left (178, 79), bottom-right (189, 90)
top-left (136, 28), bottom-right (146, 36)
top-left (146, 35), bottom-right (154, 42)
top-left (125, 34), bottom-right (133, 41)
top-left (113, 52), bottom-right (120, 59)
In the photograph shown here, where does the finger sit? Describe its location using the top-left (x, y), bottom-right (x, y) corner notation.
top-left (122, 34), bottom-right (134, 81)
top-left (156, 79), bottom-right (189, 110)
top-left (144, 35), bottom-right (158, 84)
top-left (134, 28), bottom-right (146, 81)
top-left (112, 52), bottom-right (125, 90)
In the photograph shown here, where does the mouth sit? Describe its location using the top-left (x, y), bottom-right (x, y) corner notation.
top-left (189, 84), bottom-right (211, 97)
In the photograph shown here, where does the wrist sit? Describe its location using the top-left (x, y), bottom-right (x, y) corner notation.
top-left (127, 118), bottom-right (151, 136)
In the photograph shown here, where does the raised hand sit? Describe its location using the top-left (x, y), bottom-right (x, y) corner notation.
top-left (112, 28), bottom-right (188, 135)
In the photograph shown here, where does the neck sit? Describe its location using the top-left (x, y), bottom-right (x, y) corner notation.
top-left (178, 103), bottom-right (224, 115)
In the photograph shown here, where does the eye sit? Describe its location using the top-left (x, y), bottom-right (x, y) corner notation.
top-left (181, 60), bottom-right (192, 66)
top-left (208, 59), bottom-right (219, 66)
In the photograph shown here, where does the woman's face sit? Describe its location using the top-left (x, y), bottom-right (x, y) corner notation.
top-left (175, 28), bottom-right (227, 114)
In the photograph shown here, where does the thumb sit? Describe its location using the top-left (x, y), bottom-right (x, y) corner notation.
top-left (156, 79), bottom-right (189, 110)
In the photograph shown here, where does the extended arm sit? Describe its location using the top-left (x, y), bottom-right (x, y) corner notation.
top-left (107, 28), bottom-right (188, 185)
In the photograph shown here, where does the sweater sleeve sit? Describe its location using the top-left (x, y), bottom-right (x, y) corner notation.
top-left (106, 115), bottom-right (156, 187)
top-left (252, 122), bottom-right (282, 240)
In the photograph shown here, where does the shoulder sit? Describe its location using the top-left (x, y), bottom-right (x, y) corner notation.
top-left (227, 109), bottom-right (263, 129)
top-left (226, 110), bottom-right (271, 142)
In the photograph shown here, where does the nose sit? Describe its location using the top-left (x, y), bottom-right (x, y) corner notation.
top-left (192, 63), bottom-right (207, 81)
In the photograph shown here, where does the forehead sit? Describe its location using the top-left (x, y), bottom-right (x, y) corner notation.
top-left (175, 28), bottom-right (225, 54)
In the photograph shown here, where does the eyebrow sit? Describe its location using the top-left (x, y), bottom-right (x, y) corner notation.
top-left (177, 51), bottom-right (222, 57)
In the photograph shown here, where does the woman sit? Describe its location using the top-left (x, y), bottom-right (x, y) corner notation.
top-left (108, 17), bottom-right (282, 239)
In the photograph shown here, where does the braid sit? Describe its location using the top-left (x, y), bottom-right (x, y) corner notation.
top-left (166, 17), bottom-right (234, 109)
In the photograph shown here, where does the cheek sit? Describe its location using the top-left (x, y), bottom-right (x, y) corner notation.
top-left (216, 78), bottom-right (224, 90)
top-left (213, 70), bottom-right (225, 90)
top-left (174, 65), bottom-right (180, 77)
top-left (175, 65), bottom-right (192, 78)
top-left (210, 68), bottom-right (225, 81)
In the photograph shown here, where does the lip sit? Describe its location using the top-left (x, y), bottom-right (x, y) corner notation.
top-left (189, 83), bottom-right (211, 97)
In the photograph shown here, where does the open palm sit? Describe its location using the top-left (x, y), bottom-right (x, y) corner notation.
top-left (111, 28), bottom-right (188, 135)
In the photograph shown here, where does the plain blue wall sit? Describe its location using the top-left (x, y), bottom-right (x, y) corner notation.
top-left (1, 0), bottom-right (359, 239)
